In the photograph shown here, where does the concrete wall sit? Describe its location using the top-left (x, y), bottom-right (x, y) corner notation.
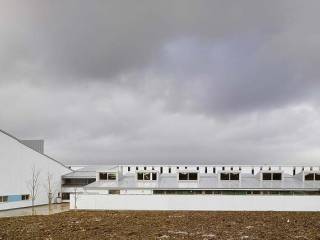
top-left (0, 131), bottom-right (72, 210)
top-left (70, 194), bottom-right (320, 211)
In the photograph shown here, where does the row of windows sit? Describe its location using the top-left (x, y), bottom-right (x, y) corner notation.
top-left (153, 190), bottom-right (320, 195)
top-left (127, 166), bottom-right (320, 176)
top-left (305, 173), bottom-right (320, 181)
top-left (0, 195), bottom-right (30, 203)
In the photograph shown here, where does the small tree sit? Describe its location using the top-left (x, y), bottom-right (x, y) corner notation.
top-left (73, 186), bottom-right (79, 210)
top-left (43, 172), bottom-right (57, 210)
top-left (27, 165), bottom-right (40, 213)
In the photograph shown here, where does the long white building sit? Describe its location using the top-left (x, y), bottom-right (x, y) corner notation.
top-left (64, 164), bottom-right (320, 211)
top-left (0, 129), bottom-right (71, 210)
top-left (2, 128), bottom-right (320, 212)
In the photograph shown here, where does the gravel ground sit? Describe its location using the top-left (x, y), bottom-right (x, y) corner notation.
top-left (0, 211), bottom-right (319, 239)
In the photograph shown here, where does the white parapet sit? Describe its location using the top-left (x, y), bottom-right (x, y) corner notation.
top-left (70, 193), bottom-right (320, 212)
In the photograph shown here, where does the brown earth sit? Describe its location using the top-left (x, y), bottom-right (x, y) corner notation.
top-left (0, 211), bottom-right (319, 239)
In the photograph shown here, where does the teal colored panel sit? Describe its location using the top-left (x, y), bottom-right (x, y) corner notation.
top-left (8, 195), bottom-right (22, 202)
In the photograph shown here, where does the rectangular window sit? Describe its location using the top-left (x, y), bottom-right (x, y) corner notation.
top-left (21, 194), bottom-right (30, 200)
top-left (137, 172), bottom-right (143, 180)
top-left (179, 172), bottom-right (188, 180)
top-left (178, 172), bottom-right (198, 181)
top-left (213, 168), bottom-right (216, 174)
top-left (262, 172), bottom-right (282, 181)
top-left (262, 173), bottom-right (272, 180)
top-left (108, 173), bottom-right (117, 180)
top-left (230, 173), bottom-right (240, 180)
top-left (305, 173), bottom-right (314, 181)
top-left (109, 190), bottom-right (120, 194)
top-left (128, 167), bottom-right (131, 172)
top-left (137, 172), bottom-right (157, 181)
top-left (168, 167), bottom-right (171, 173)
top-left (205, 167), bottom-right (207, 174)
top-left (143, 173), bottom-right (151, 180)
top-left (220, 173), bottom-right (229, 180)
top-left (99, 172), bottom-right (108, 180)
top-left (220, 173), bottom-right (240, 181)
top-left (315, 173), bottom-right (320, 181)
top-left (160, 167), bottom-right (163, 174)
top-left (189, 172), bottom-right (198, 180)
top-left (152, 173), bottom-right (157, 180)
top-left (272, 173), bottom-right (282, 180)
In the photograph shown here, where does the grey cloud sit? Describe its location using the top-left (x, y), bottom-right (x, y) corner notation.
top-left (1, 1), bottom-right (320, 165)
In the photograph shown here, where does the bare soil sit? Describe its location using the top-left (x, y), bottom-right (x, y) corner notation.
top-left (0, 211), bottom-right (319, 239)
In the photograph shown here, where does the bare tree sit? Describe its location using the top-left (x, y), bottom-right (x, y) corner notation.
top-left (27, 165), bottom-right (40, 213)
top-left (43, 172), bottom-right (57, 209)
top-left (73, 186), bottom-right (79, 210)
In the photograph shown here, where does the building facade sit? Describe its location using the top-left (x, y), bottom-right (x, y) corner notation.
top-left (64, 165), bottom-right (320, 211)
top-left (0, 129), bottom-right (71, 211)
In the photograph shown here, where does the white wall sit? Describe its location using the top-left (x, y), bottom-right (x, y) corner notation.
top-left (0, 131), bottom-right (71, 210)
top-left (70, 194), bottom-right (320, 211)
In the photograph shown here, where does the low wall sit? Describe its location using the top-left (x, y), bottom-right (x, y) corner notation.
top-left (70, 194), bottom-right (320, 211)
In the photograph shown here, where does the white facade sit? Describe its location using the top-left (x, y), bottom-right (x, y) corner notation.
top-left (67, 164), bottom-right (320, 211)
top-left (0, 129), bottom-right (71, 210)
top-left (70, 194), bottom-right (320, 212)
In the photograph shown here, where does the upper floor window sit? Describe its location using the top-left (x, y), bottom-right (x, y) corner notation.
top-left (262, 172), bottom-right (282, 181)
top-left (220, 172), bottom-right (240, 181)
top-left (178, 172), bottom-right (198, 181)
top-left (137, 172), bottom-right (157, 181)
top-left (99, 172), bottom-right (117, 181)
top-left (305, 173), bottom-right (320, 181)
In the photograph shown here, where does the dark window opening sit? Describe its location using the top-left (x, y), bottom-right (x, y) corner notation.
top-left (128, 167), bottom-right (131, 172)
top-left (262, 173), bottom-right (272, 180)
top-left (213, 168), bottom-right (216, 174)
top-left (160, 167), bottom-right (163, 174)
top-left (220, 173), bottom-right (229, 180)
top-left (305, 173), bottom-right (314, 181)
top-left (136, 166), bottom-right (138, 171)
top-left (189, 173), bottom-right (198, 180)
top-left (144, 167), bottom-right (147, 170)
top-left (179, 173), bottom-right (188, 180)
top-left (62, 193), bottom-right (70, 200)
top-left (21, 194), bottom-right (30, 200)
top-left (99, 173), bottom-right (108, 180)
top-left (137, 173), bottom-right (143, 180)
top-left (196, 166), bottom-right (199, 170)
top-left (205, 167), bottom-right (207, 174)
top-left (222, 167), bottom-right (225, 171)
top-left (109, 190), bottom-right (120, 194)
top-left (315, 173), bottom-right (320, 181)
top-left (252, 169), bottom-right (254, 175)
top-left (178, 172), bottom-right (198, 181)
top-left (273, 173), bottom-right (282, 180)
top-left (293, 168), bottom-right (296, 175)
top-left (168, 167), bottom-right (171, 173)
top-left (152, 173), bottom-right (157, 180)
top-left (230, 173), bottom-right (240, 180)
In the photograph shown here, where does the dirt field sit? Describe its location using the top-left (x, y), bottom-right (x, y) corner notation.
top-left (0, 211), bottom-right (319, 239)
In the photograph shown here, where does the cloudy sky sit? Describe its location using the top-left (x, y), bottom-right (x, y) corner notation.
top-left (1, 0), bottom-right (320, 165)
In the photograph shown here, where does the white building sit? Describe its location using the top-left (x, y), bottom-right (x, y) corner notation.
top-left (65, 165), bottom-right (320, 211)
top-left (0, 129), bottom-right (71, 210)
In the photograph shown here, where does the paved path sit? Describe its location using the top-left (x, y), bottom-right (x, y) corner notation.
top-left (0, 203), bottom-right (69, 218)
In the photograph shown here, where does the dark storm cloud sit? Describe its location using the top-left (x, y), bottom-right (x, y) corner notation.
top-left (1, 0), bottom-right (320, 164)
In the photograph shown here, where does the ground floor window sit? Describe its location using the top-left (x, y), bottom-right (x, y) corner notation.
top-left (62, 193), bottom-right (70, 200)
top-left (0, 196), bottom-right (8, 202)
top-left (109, 190), bottom-right (120, 194)
top-left (152, 190), bottom-right (320, 195)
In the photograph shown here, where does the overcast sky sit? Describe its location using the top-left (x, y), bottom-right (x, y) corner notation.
top-left (1, 0), bottom-right (320, 165)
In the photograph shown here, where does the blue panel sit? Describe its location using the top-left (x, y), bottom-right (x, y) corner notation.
top-left (8, 195), bottom-right (22, 202)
